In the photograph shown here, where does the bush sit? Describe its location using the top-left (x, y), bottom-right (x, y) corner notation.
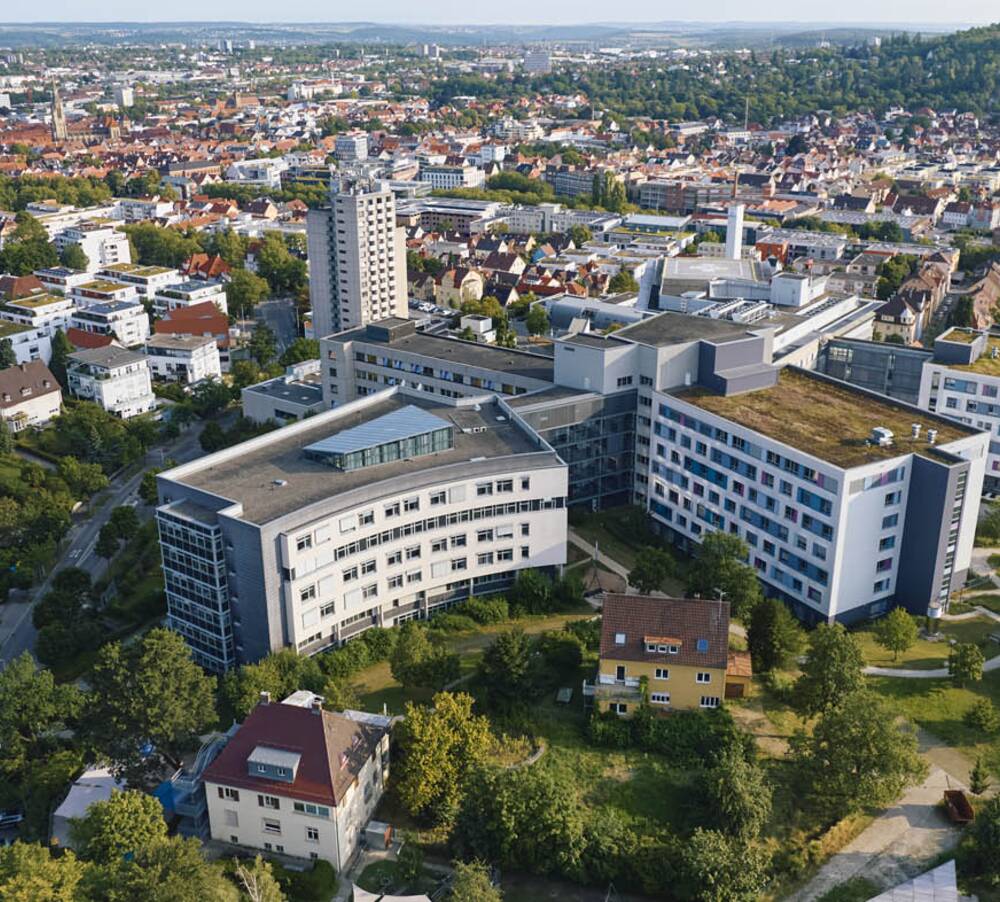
top-left (564, 617), bottom-right (601, 651)
top-left (320, 640), bottom-right (371, 680)
top-left (536, 631), bottom-right (584, 672)
top-left (964, 698), bottom-right (1000, 734)
top-left (359, 626), bottom-right (397, 661)
top-left (273, 859), bottom-right (338, 901)
top-left (427, 613), bottom-right (478, 633)
top-left (462, 595), bottom-right (509, 624)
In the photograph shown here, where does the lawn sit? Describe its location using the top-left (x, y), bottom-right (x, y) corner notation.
top-left (870, 669), bottom-right (1000, 775)
top-left (853, 616), bottom-right (1000, 669)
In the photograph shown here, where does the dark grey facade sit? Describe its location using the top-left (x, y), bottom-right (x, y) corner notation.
top-left (814, 338), bottom-right (931, 405)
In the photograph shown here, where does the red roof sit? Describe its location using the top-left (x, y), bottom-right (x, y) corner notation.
top-left (66, 328), bottom-right (115, 350)
top-left (155, 302), bottom-right (231, 348)
top-left (202, 701), bottom-right (386, 808)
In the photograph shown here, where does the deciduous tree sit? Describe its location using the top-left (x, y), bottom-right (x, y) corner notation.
top-left (628, 547), bottom-right (675, 595)
top-left (794, 623), bottom-right (865, 716)
top-left (873, 608), bottom-right (919, 661)
top-left (747, 598), bottom-right (804, 673)
top-left (71, 790), bottom-right (167, 864)
top-left (949, 642), bottom-right (985, 687)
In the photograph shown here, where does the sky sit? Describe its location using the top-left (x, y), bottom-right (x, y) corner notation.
top-left (1, 2), bottom-right (996, 25)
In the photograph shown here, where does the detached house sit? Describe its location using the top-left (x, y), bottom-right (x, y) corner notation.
top-left (587, 594), bottom-right (751, 716)
top-left (202, 692), bottom-right (390, 870)
top-left (0, 360), bottom-right (61, 431)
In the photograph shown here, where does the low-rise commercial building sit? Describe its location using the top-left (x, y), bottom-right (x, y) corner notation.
top-left (242, 361), bottom-right (325, 424)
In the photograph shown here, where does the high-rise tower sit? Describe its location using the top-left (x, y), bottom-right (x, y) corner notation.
top-left (50, 82), bottom-right (67, 142)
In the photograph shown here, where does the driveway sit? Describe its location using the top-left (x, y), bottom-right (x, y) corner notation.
top-left (783, 764), bottom-right (965, 902)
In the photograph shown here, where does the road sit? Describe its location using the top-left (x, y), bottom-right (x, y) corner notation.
top-left (255, 298), bottom-right (299, 354)
top-left (0, 425), bottom-right (206, 668)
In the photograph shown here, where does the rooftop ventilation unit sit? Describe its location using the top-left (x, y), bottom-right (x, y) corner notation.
top-left (927, 428), bottom-right (938, 445)
top-left (911, 423), bottom-right (922, 439)
top-left (871, 427), bottom-right (894, 447)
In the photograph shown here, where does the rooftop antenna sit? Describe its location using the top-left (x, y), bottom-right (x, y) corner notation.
top-left (744, 95), bottom-right (750, 133)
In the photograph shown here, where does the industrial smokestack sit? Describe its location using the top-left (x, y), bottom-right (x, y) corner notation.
top-left (725, 203), bottom-right (745, 261)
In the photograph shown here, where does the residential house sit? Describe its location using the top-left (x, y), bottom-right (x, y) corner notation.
top-left (70, 301), bottom-right (150, 347)
top-left (0, 360), bottom-right (61, 431)
top-left (144, 334), bottom-right (222, 384)
top-left (66, 346), bottom-right (156, 418)
top-left (587, 594), bottom-right (750, 716)
top-left (437, 267), bottom-right (484, 307)
top-left (154, 302), bottom-right (233, 372)
top-left (202, 692), bottom-right (390, 870)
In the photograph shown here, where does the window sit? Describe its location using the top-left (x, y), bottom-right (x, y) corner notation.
top-left (388, 575), bottom-right (403, 589)
top-left (882, 514), bottom-right (898, 529)
top-left (430, 491), bottom-right (446, 505)
top-left (696, 638), bottom-right (709, 653)
top-left (320, 602), bottom-right (335, 617)
top-left (218, 787), bottom-right (240, 801)
top-left (520, 523), bottom-right (530, 537)
top-left (262, 818), bottom-right (281, 835)
top-left (362, 583), bottom-right (377, 600)
top-left (293, 802), bottom-right (331, 818)
top-left (610, 702), bottom-right (628, 715)
top-left (258, 795), bottom-right (280, 810)
top-left (497, 479), bottom-right (514, 493)
top-left (450, 534), bottom-right (467, 548)
top-left (476, 482), bottom-right (493, 496)
top-left (451, 558), bottom-right (467, 572)
top-left (225, 810), bottom-right (239, 827)
top-left (386, 550), bottom-right (402, 566)
top-left (614, 632), bottom-right (626, 645)
top-left (406, 569), bottom-right (422, 584)
top-left (342, 566), bottom-right (358, 582)
top-left (477, 552), bottom-right (494, 566)
top-left (655, 668), bottom-right (669, 680)
top-left (359, 510), bottom-right (374, 526)
top-left (296, 535), bottom-right (312, 551)
top-left (650, 693), bottom-right (670, 705)
top-left (696, 672), bottom-right (711, 684)
top-left (299, 584), bottom-right (316, 602)
top-left (477, 528), bottom-right (493, 542)
top-left (521, 545), bottom-right (530, 559)
top-left (405, 546), bottom-right (421, 560)
top-left (384, 502), bottom-right (400, 518)
top-left (521, 477), bottom-right (530, 490)
top-left (306, 826), bottom-right (320, 842)
top-left (497, 549), bottom-right (513, 562)
top-left (700, 696), bottom-right (720, 709)
top-left (404, 497), bottom-right (420, 512)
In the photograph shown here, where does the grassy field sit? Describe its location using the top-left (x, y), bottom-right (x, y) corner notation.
top-left (853, 616), bottom-right (999, 669)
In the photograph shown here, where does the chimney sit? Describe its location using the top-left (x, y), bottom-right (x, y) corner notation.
top-left (311, 695), bottom-right (325, 715)
top-left (725, 203), bottom-right (745, 261)
top-left (259, 690), bottom-right (271, 705)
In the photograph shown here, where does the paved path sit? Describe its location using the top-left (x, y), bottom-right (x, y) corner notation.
top-left (567, 529), bottom-right (631, 583)
top-left (784, 765), bottom-right (965, 902)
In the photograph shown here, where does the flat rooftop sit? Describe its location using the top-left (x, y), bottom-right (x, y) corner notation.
top-left (0, 320), bottom-right (31, 337)
top-left (335, 323), bottom-right (554, 383)
top-left (5, 293), bottom-right (68, 310)
top-left (75, 279), bottom-right (131, 293)
top-left (176, 393), bottom-right (549, 524)
top-left (673, 367), bottom-right (975, 469)
top-left (101, 263), bottom-right (175, 277)
top-left (246, 374), bottom-right (324, 407)
top-left (951, 336), bottom-right (1000, 375)
top-left (615, 311), bottom-right (764, 347)
top-left (661, 256), bottom-right (762, 283)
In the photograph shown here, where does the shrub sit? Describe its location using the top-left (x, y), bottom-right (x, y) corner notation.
top-left (359, 626), bottom-right (397, 661)
top-left (462, 595), bottom-right (509, 624)
top-left (274, 859), bottom-right (338, 901)
top-left (536, 631), bottom-right (584, 672)
top-left (320, 640), bottom-right (371, 679)
top-left (564, 617), bottom-right (601, 651)
top-left (964, 698), bottom-right (1000, 734)
top-left (427, 613), bottom-right (478, 633)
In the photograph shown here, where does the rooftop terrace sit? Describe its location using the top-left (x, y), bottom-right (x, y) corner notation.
top-left (674, 367), bottom-right (975, 468)
top-left (949, 336), bottom-right (1000, 376)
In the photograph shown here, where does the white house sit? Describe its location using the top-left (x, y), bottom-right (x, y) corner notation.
top-left (152, 280), bottom-right (229, 317)
top-left (0, 360), bottom-right (61, 431)
top-left (202, 692), bottom-right (390, 871)
top-left (67, 346), bottom-right (156, 418)
top-left (71, 301), bottom-right (150, 347)
top-left (54, 223), bottom-right (131, 273)
top-left (144, 334), bottom-right (221, 384)
top-left (0, 321), bottom-right (52, 365)
top-left (0, 293), bottom-right (75, 339)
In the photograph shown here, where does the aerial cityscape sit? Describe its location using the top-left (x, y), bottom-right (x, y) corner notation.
top-left (1, 15), bottom-right (1000, 902)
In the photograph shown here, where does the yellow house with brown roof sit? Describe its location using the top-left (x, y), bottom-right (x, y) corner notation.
top-left (589, 594), bottom-right (751, 716)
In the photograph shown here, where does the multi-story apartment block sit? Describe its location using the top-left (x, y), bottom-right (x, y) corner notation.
top-left (144, 334), bottom-right (222, 384)
top-left (66, 346), bottom-right (156, 418)
top-left (54, 223), bottom-right (131, 272)
top-left (152, 280), bottom-right (229, 318)
top-left (306, 178), bottom-right (407, 339)
top-left (334, 132), bottom-right (368, 162)
top-left (588, 594), bottom-right (751, 716)
top-left (320, 318), bottom-right (553, 407)
top-left (154, 387), bottom-right (568, 671)
top-left (0, 320), bottom-right (52, 365)
top-left (0, 292), bottom-right (75, 339)
top-left (69, 278), bottom-right (140, 308)
top-left (203, 691), bottom-right (389, 870)
top-left (70, 300), bottom-right (150, 347)
top-left (419, 164), bottom-right (485, 191)
top-left (97, 263), bottom-right (179, 299)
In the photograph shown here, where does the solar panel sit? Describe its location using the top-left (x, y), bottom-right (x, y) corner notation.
top-left (304, 405), bottom-right (451, 458)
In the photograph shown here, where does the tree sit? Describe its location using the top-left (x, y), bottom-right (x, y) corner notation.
top-left (96, 523), bottom-right (121, 560)
top-left (189, 378), bottom-right (232, 418)
top-left (395, 691), bottom-right (492, 824)
top-left (0, 843), bottom-right (87, 901)
top-left (949, 642), bottom-right (985, 687)
top-left (609, 270), bottom-right (639, 293)
top-left (84, 628), bottom-right (217, 785)
top-left (199, 421), bottom-right (226, 453)
top-left (567, 224), bottom-right (592, 246)
top-left (221, 648), bottom-right (324, 719)
top-left (248, 324), bottom-right (278, 367)
top-left (747, 598), bottom-right (804, 673)
top-left (508, 568), bottom-right (553, 614)
top-left (59, 242), bottom-right (89, 271)
top-left (278, 338), bottom-right (319, 367)
top-left (139, 467), bottom-right (164, 505)
top-left (108, 504), bottom-right (140, 539)
top-left (950, 296), bottom-right (976, 327)
top-left (0, 339), bottom-right (16, 370)
top-left (686, 532), bottom-right (762, 619)
top-left (256, 233), bottom-right (307, 296)
top-left (964, 698), bottom-right (1000, 734)
top-left (71, 790), bottom-right (167, 864)
top-left (57, 456), bottom-right (109, 496)
top-left (479, 628), bottom-right (535, 710)
top-left (794, 622), bottom-right (865, 717)
top-left (450, 860), bottom-right (502, 902)
top-left (628, 546), bottom-right (675, 594)
top-left (792, 690), bottom-right (925, 823)
top-left (701, 746), bottom-right (772, 841)
top-left (966, 795), bottom-right (1000, 884)
top-left (234, 856), bottom-right (286, 902)
top-left (525, 304), bottom-right (549, 336)
top-left (678, 829), bottom-right (770, 902)
top-left (396, 837), bottom-right (424, 886)
top-left (0, 418), bottom-right (12, 455)
top-left (49, 329), bottom-right (74, 387)
top-left (971, 756), bottom-right (991, 796)
top-left (873, 607), bottom-right (918, 661)
top-left (226, 268), bottom-right (270, 313)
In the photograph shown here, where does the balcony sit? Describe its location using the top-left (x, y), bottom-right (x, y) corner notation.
top-left (583, 674), bottom-right (643, 704)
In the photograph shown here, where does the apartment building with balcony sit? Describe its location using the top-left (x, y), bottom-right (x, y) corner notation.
top-left (54, 222), bottom-right (131, 272)
top-left (0, 292), bottom-right (75, 339)
top-left (0, 320), bottom-right (52, 365)
top-left (144, 334), bottom-right (221, 384)
top-left (66, 346), bottom-right (156, 419)
top-left (154, 387), bottom-right (567, 671)
top-left (97, 263), bottom-right (180, 299)
top-left (202, 692), bottom-right (389, 869)
top-left (70, 300), bottom-right (150, 347)
top-left (152, 279), bottom-right (229, 318)
top-left (586, 594), bottom-right (749, 716)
